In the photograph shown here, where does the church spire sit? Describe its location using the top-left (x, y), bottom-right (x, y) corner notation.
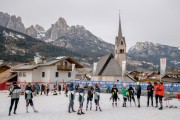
top-left (118, 11), bottom-right (122, 38)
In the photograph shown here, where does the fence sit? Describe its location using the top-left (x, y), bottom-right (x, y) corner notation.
top-left (70, 80), bottom-right (180, 92)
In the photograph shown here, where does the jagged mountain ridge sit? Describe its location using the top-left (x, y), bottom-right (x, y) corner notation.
top-left (0, 26), bottom-right (83, 63)
top-left (43, 17), bottom-right (114, 57)
top-left (0, 12), bottom-right (114, 57)
top-left (127, 41), bottom-right (180, 70)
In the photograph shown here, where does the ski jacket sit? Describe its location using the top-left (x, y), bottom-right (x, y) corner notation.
top-left (87, 89), bottom-right (93, 99)
top-left (25, 86), bottom-right (33, 100)
top-left (9, 85), bottom-right (21, 99)
top-left (128, 86), bottom-right (135, 96)
top-left (147, 84), bottom-right (154, 95)
top-left (157, 84), bottom-right (164, 97)
top-left (154, 84), bottom-right (159, 95)
top-left (135, 85), bottom-right (141, 96)
top-left (122, 87), bottom-right (128, 97)
top-left (94, 87), bottom-right (100, 100)
top-left (111, 87), bottom-right (118, 98)
top-left (78, 88), bottom-right (84, 102)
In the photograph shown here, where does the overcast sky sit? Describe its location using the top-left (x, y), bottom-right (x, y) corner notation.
top-left (0, 0), bottom-right (180, 50)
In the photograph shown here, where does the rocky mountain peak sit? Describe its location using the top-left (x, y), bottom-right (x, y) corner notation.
top-left (0, 12), bottom-right (26, 33)
top-left (55, 17), bottom-right (69, 28)
top-left (26, 25), bottom-right (37, 38)
top-left (35, 24), bottom-right (45, 32)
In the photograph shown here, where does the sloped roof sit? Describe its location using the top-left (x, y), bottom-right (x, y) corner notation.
top-left (13, 56), bottom-right (83, 71)
top-left (0, 69), bottom-right (17, 84)
top-left (101, 59), bottom-right (122, 76)
top-left (95, 54), bottom-right (114, 75)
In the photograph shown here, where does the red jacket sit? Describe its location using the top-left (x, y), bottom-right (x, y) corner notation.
top-left (154, 84), bottom-right (159, 95)
top-left (158, 84), bottom-right (164, 97)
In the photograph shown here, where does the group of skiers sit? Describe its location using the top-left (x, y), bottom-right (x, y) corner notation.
top-left (8, 82), bottom-right (38, 116)
top-left (68, 82), bottom-right (102, 115)
top-left (8, 81), bottom-right (165, 116)
top-left (110, 81), bottom-right (165, 110)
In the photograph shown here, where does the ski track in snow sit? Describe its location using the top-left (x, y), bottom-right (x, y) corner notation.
top-left (0, 92), bottom-right (180, 120)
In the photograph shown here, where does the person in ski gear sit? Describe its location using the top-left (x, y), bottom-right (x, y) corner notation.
top-left (122, 84), bottom-right (128, 107)
top-left (46, 84), bottom-right (50, 96)
top-left (135, 82), bottom-right (141, 108)
top-left (147, 82), bottom-right (154, 107)
top-left (94, 83), bottom-right (102, 111)
top-left (65, 84), bottom-right (69, 97)
top-left (110, 84), bottom-right (119, 107)
top-left (77, 84), bottom-right (85, 115)
top-left (154, 82), bottom-right (159, 108)
top-left (8, 81), bottom-right (21, 116)
top-left (58, 84), bottom-right (61, 94)
top-left (128, 85), bottom-right (136, 106)
top-left (157, 82), bottom-right (164, 110)
top-left (25, 83), bottom-right (38, 113)
top-left (40, 84), bottom-right (45, 95)
top-left (86, 84), bottom-right (94, 110)
top-left (68, 82), bottom-right (76, 113)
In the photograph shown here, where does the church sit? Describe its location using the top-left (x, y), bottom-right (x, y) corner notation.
top-left (92, 14), bottom-right (135, 82)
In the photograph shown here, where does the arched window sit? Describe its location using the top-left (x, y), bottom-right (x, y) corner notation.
top-left (121, 41), bottom-right (123, 45)
top-left (120, 49), bottom-right (124, 53)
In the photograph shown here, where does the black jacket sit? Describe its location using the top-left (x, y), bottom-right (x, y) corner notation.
top-left (136, 85), bottom-right (141, 96)
top-left (147, 84), bottom-right (154, 95)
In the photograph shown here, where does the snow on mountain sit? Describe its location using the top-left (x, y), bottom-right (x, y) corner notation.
top-left (127, 41), bottom-right (180, 70)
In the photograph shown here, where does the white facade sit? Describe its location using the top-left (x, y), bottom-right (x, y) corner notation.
top-left (16, 60), bottom-right (79, 84)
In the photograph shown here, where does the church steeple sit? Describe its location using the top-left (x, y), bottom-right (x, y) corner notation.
top-left (114, 12), bottom-right (126, 69)
top-left (118, 12), bottom-right (122, 38)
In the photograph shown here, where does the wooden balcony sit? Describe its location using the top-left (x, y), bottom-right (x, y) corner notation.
top-left (57, 65), bottom-right (72, 71)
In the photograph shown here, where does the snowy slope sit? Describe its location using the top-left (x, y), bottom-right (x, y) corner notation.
top-left (0, 92), bottom-right (180, 120)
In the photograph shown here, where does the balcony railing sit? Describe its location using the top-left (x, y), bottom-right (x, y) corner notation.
top-left (57, 65), bottom-right (72, 71)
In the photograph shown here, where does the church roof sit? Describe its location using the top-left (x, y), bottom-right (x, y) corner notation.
top-left (95, 54), bottom-right (122, 76)
top-left (101, 59), bottom-right (122, 76)
top-left (95, 54), bottom-right (114, 75)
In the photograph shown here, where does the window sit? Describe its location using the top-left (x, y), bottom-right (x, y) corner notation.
top-left (120, 49), bottom-right (124, 53)
top-left (42, 72), bottom-right (45, 77)
top-left (68, 72), bottom-right (71, 77)
top-left (65, 61), bottom-right (67, 66)
top-left (19, 72), bottom-right (22, 77)
top-left (121, 41), bottom-right (123, 45)
top-left (55, 72), bottom-right (59, 77)
top-left (23, 72), bottom-right (26, 77)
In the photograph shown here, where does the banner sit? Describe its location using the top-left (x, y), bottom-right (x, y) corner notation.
top-left (160, 58), bottom-right (166, 77)
top-left (70, 80), bottom-right (180, 92)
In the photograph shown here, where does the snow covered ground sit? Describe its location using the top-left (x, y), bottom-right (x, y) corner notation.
top-left (0, 92), bottom-right (180, 120)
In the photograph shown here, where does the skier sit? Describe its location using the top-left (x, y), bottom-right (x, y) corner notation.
top-left (68, 82), bottom-right (76, 113)
top-left (65, 84), bottom-right (69, 97)
top-left (121, 84), bottom-right (128, 107)
top-left (110, 84), bottom-right (119, 107)
top-left (157, 82), bottom-right (164, 110)
top-left (8, 81), bottom-right (21, 116)
top-left (128, 85), bottom-right (136, 106)
top-left (135, 82), bottom-right (141, 108)
top-left (58, 84), bottom-right (61, 94)
top-left (40, 84), bottom-right (45, 95)
top-left (94, 83), bottom-right (102, 111)
top-left (154, 82), bottom-right (159, 108)
top-left (86, 84), bottom-right (94, 110)
top-left (147, 82), bottom-right (154, 107)
top-left (77, 84), bottom-right (85, 115)
top-left (46, 84), bottom-right (50, 96)
top-left (25, 83), bottom-right (38, 113)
